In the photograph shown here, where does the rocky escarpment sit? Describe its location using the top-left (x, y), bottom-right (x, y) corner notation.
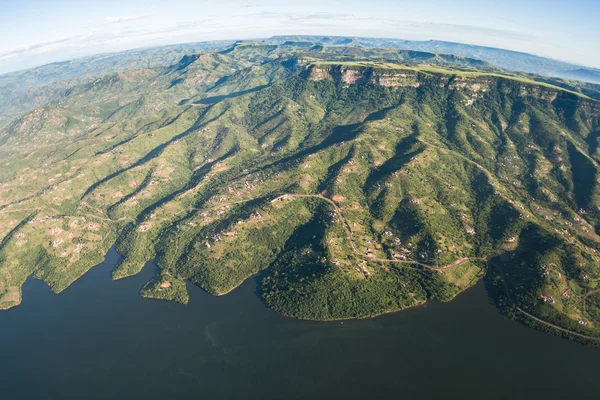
top-left (305, 63), bottom-right (593, 108)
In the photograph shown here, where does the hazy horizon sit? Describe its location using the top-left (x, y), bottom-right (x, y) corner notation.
top-left (1, 0), bottom-right (599, 75)
top-left (2, 33), bottom-right (598, 77)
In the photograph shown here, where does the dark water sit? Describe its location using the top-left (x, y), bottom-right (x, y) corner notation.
top-left (1, 247), bottom-right (599, 400)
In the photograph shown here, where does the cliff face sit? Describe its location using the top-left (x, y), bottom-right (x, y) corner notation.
top-left (305, 63), bottom-right (600, 115)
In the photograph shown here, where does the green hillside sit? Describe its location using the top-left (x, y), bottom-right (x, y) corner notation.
top-left (267, 35), bottom-right (600, 85)
top-left (1, 42), bottom-right (600, 345)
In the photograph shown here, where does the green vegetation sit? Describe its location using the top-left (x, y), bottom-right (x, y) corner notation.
top-left (141, 271), bottom-right (189, 304)
top-left (310, 61), bottom-right (591, 98)
top-left (1, 40), bottom-right (600, 344)
top-left (267, 35), bottom-right (600, 85)
top-left (262, 211), bottom-right (459, 320)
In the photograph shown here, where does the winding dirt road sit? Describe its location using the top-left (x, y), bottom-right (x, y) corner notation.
top-left (14, 190), bottom-right (599, 341)
top-left (278, 193), bottom-right (484, 271)
top-left (283, 193), bottom-right (600, 341)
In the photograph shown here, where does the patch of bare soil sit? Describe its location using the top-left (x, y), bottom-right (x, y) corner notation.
top-left (0, 287), bottom-right (20, 309)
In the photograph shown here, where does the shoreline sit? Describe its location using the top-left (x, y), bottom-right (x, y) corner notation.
top-left (273, 298), bottom-right (429, 323)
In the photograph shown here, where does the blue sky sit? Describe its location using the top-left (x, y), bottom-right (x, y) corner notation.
top-left (0, 0), bottom-right (598, 74)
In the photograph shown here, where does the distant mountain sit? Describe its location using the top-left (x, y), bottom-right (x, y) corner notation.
top-left (0, 40), bottom-right (235, 90)
top-left (0, 40), bottom-right (235, 128)
top-left (0, 40), bottom-right (497, 128)
top-left (565, 68), bottom-right (600, 84)
top-left (267, 35), bottom-right (600, 85)
top-left (1, 41), bottom-right (600, 345)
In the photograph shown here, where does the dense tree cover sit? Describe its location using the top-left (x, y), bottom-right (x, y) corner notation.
top-left (141, 271), bottom-right (189, 304)
top-left (262, 210), bottom-right (458, 320)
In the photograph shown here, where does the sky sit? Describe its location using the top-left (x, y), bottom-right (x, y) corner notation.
top-left (0, 0), bottom-right (598, 74)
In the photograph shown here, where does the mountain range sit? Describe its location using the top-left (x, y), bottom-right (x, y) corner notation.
top-left (1, 39), bottom-right (600, 345)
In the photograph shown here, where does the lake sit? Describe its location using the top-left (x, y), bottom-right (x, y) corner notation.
top-left (1, 247), bottom-right (599, 399)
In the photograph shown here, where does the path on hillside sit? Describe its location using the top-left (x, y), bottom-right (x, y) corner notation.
top-left (488, 260), bottom-right (600, 342)
top-left (8, 190), bottom-right (599, 340)
top-left (418, 138), bottom-right (600, 243)
top-left (284, 193), bottom-right (600, 341)
top-left (278, 193), bottom-right (484, 271)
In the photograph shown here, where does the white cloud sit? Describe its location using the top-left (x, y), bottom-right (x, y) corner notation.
top-left (248, 13), bottom-right (537, 43)
top-left (254, 12), bottom-right (354, 21)
top-left (0, 10), bottom-right (597, 74)
top-left (0, 19), bottom-right (230, 73)
top-left (105, 15), bottom-right (152, 24)
top-left (390, 21), bottom-right (538, 43)
top-left (0, 38), bottom-right (75, 61)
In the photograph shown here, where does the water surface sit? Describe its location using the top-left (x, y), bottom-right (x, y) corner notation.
top-left (1, 247), bottom-right (599, 399)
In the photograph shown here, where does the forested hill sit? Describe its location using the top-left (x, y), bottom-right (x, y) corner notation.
top-left (267, 35), bottom-right (600, 84)
top-left (3, 38), bottom-right (600, 128)
top-left (1, 41), bottom-right (600, 345)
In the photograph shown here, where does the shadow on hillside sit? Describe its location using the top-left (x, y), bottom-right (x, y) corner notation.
top-left (191, 85), bottom-right (269, 105)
